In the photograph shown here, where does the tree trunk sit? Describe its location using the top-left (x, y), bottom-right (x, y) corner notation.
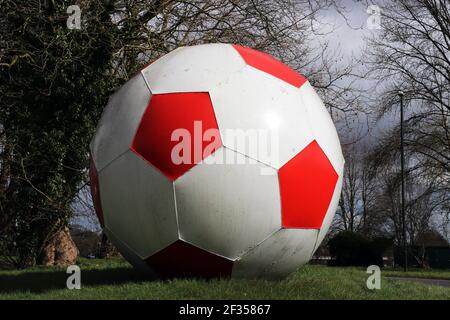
top-left (98, 232), bottom-right (119, 258)
top-left (38, 226), bottom-right (79, 266)
top-left (0, 138), bottom-right (13, 231)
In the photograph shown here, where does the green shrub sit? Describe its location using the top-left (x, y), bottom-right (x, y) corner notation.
top-left (328, 231), bottom-right (391, 267)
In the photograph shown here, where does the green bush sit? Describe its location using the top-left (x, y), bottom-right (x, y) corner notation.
top-left (328, 231), bottom-right (391, 267)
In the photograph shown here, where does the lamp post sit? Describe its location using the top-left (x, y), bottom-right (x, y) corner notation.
top-left (399, 90), bottom-right (407, 272)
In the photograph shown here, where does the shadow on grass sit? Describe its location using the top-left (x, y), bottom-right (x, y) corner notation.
top-left (0, 267), bottom-right (157, 294)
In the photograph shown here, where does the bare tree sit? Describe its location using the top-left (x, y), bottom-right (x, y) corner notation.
top-left (334, 140), bottom-right (379, 235)
top-left (363, 0), bottom-right (450, 241)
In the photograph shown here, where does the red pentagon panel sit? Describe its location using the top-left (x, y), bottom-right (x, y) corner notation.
top-left (131, 92), bottom-right (222, 181)
top-left (232, 44), bottom-right (307, 88)
top-left (146, 240), bottom-right (233, 279)
top-left (278, 140), bottom-right (338, 229)
top-left (89, 157), bottom-right (104, 227)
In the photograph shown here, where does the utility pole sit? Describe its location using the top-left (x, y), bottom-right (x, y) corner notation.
top-left (399, 91), bottom-right (408, 272)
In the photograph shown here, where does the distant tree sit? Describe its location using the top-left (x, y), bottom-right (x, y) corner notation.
top-left (366, 136), bottom-right (444, 247)
top-left (333, 141), bottom-right (380, 236)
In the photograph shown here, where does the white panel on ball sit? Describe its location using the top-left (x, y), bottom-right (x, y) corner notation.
top-left (90, 74), bottom-right (151, 171)
top-left (103, 227), bottom-right (156, 275)
top-left (313, 162), bottom-right (344, 253)
top-left (141, 43), bottom-right (246, 94)
top-left (232, 228), bottom-right (318, 279)
top-left (299, 82), bottom-right (344, 172)
top-left (98, 150), bottom-right (178, 259)
top-left (174, 147), bottom-right (281, 260)
top-left (209, 65), bottom-right (315, 169)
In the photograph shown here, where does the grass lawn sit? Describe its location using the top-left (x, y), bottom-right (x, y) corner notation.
top-left (383, 268), bottom-right (450, 281)
top-left (0, 258), bottom-right (449, 300)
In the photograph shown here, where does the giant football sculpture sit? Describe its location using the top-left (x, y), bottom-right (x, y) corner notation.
top-left (89, 43), bottom-right (344, 279)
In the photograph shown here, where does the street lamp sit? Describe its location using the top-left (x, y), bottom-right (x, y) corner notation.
top-left (398, 90), bottom-right (407, 272)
